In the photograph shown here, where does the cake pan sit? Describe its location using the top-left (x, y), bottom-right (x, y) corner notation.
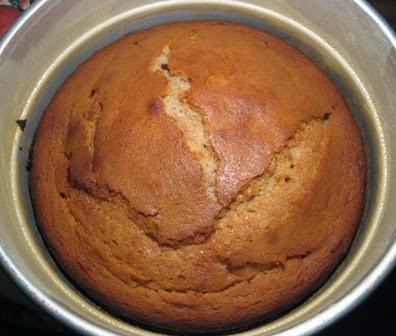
top-left (0, 0), bottom-right (395, 335)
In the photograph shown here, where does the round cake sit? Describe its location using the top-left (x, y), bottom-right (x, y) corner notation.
top-left (30, 21), bottom-right (366, 332)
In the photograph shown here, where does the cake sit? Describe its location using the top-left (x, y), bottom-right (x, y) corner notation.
top-left (30, 21), bottom-right (366, 332)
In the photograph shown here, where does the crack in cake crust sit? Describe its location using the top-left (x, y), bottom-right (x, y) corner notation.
top-left (215, 114), bottom-right (330, 223)
top-left (151, 46), bottom-right (219, 203)
top-left (64, 45), bottom-right (332, 249)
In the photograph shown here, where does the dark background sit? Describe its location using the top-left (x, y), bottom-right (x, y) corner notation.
top-left (1, 0), bottom-right (395, 335)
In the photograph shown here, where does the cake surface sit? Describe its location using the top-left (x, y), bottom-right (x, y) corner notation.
top-left (30, 21), bottom-right (366, 332)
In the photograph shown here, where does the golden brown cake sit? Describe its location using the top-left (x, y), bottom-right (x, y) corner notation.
top-left (30, 21), bottom-right (366, 332)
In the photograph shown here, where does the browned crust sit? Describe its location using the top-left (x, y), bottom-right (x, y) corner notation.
top-left (30, 21), bottom-right (366, 332)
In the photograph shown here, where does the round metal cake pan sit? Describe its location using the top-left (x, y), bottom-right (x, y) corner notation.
top-left (0, 0), bottom-right (395, 335)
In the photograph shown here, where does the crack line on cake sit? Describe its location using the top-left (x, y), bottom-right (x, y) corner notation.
top-left (220, 251), bottom-right (313, 284)
top-left (66, 170), bottom-right (162, 245)
top-left (214, 114), bottom-right (330, 226)
top-left (151, 46), bottom-right (219, 203)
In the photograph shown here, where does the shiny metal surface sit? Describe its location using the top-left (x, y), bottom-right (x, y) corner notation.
top-left (0, 0), bottom-right (395, 335)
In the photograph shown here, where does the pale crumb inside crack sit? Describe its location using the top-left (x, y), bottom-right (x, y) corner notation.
top-left (151, 46), bottom-right (218, 203)
top-left (215, 115), bottom-right (330, 224)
